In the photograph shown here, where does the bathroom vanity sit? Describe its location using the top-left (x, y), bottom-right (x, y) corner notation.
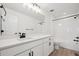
top-left (0, 35), bottom-right (54, 56)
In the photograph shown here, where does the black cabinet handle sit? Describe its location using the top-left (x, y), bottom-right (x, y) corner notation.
top-left (49, 42), bottom-right (51, 46)
top-left (75, 37), bottom-right (79, 39)
top-left (29, 52), bottom-right (31, 56)
top-left (32, 51), bottom-right (33, 56)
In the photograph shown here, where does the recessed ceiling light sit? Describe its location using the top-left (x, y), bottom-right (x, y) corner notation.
top-left (49, 9), bottom-right (54, 12)
top-left (63, 12), bottom-right (67, 15)
top-left (23, 3), bottom-right (44, 15)
top-left (58, 23), bottom-right (62, 26)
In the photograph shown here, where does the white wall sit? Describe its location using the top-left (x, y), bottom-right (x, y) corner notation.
top-left (43, 14), bottom-right (79, 51)
top-left (53, 16), bottom-right (79, 51)
top-left (42, 15), bottom-right (53, 35)
top-left (2, 8), bottom-right (43, 37)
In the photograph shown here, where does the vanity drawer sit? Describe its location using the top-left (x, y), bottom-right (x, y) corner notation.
top-left (1, 43), bottom-right (30, 56)
top-left (0, 39), bottom-right (43, 56)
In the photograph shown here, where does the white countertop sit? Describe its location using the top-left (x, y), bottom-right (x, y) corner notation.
top-left (0, 35), bottom-right (51, 51)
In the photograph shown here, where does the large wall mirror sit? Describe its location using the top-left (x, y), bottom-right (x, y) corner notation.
top-left (0, 3), bottom-right (18, 38)
top-left (0, 3), bottom-right (45, 39)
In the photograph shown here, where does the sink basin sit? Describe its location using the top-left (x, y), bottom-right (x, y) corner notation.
top-left (17, 37), bottom-right (33, 41)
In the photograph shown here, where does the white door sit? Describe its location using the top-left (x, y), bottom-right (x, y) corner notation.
top-left (54, 16), bottom-right (79, 51)
top-left (31, 44), bottom-right (43, 56)
top-left (16, 50), bottom-right (30, 56)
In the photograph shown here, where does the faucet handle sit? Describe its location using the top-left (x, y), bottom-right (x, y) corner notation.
top-left (75, 37), bottom-right (79, 39)
top-left (19, 32), bottom-right (21, 35)
top-left (19, 32), bottom-right (21, 34)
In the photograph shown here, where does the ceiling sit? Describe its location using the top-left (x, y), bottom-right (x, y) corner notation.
top-left (38, 3), bottom-right (79, 18)
top-left (5, 3), bottom-right (45, 21)
top-left (5, 3), bottom-right (79, 19)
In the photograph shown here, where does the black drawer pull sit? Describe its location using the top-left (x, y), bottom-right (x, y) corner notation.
top-left (32, 51), bottom-right (33, 56)
top-left (29, 52), bottom-right (31, 56)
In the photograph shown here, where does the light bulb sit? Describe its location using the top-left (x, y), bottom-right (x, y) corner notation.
top-left (23, 3), bottom-right (44, 15)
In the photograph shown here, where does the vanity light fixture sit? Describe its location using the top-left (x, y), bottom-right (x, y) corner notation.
top-left (0, 3), bottom-right (7, 22)
top-left (23, 3), bottom-right (43, 14)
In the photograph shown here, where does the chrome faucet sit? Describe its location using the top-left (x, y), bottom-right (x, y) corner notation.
top-left (18, 32), bottom-right (26, 38)
top-left (14, 32), bottom-right (26, 38)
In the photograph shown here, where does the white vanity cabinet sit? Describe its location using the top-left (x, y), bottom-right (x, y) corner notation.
top-left (49, 37), bottom-right (54, 54)
top-left (0, 36), bottom-right (54, 56)
top-left (43, 41), bottom-right (49, 56)
top-left (0, 37), bottom-right (43, 56)
top-left (0, 43), bottom-right (31, 56)
top-left (43, 37), bottom-right (54, 56)
top-left (15, 50), bottom-right (30, 56)
top-left (43, 38), bottom-right (49, 56)
top-left (16, 39), bottom-right (43, 56)
top-left (16, 44), bottom-right (43, 56)
top-left (31, 44), bottom-right (43, 56)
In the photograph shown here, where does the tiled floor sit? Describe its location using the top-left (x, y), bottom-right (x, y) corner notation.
top-left (49, 48), bottom-right (79, 56)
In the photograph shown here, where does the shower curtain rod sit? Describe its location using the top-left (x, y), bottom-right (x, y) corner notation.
top-left (52, 13), bottom-right (79, 21)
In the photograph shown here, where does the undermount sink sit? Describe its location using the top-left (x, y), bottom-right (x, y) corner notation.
top-left (17, 37), bottom-right (33, 41)
top-left (25, 37), bottom-right (33, 39)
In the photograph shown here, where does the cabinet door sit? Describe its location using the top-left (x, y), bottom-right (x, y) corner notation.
top-left (43, 42), bottom-right (49, 56)
top-left (16, 50), bottom-right (30, 56)
top-left (49, 38), bottom-right (54, 54)
top-left (0, 43), bottom-right (30, 56)
top-left (31, 44), bottom-right (43, 56)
